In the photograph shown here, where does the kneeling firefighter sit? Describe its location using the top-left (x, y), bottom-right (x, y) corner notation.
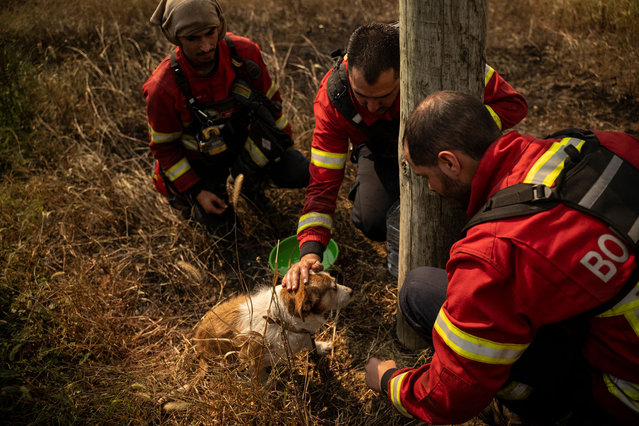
top-left (143, 0), bottom-right (309, 234)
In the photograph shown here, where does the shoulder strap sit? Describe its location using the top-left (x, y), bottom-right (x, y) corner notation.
top-left (169, 51), bottom-right (209, 124)
top-left (224, 35), bottom-right (262, 82)
top-left (170, 51), bottom-right (196, 107)
top-left (326, 57), bottom-right (366, 131)
top-left (545, 127), bottom-right (600, 143)
top-left (462, 183), bottom-right (559, 232)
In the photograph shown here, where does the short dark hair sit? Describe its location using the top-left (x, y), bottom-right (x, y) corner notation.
top-left (346, 23), bottom-right (399, 85)
top-left (403, 91), bottom-right (501, 167)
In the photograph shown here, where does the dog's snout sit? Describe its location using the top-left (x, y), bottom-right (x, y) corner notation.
top-left (336, 284), bottom-right (353, 307)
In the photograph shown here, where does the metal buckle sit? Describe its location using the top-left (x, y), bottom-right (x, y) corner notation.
top-left (531, 184), bottom-right (552, 201)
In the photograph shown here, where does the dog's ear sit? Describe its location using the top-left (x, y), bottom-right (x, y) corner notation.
top-left (295, 285), bottom-right (320, 322)
top-left (282, 283), bottom-right (308, 320)
top-left (294, 284), bottom-right (308, 321)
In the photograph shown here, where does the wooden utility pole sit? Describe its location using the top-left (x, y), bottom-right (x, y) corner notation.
top-left (396, 0), bottom-right (487, 349)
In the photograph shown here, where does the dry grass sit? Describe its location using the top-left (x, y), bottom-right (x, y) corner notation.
top-left (487, 0), bottom-right (639, 137)
top-left (1, 0), bottom-right (638, 424)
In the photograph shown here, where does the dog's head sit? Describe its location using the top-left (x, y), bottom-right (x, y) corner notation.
top-left (281, 271), bottom-right (352, 322)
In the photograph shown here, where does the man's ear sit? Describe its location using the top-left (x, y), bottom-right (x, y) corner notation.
top-left (437, 151), bottom-right (462, 179)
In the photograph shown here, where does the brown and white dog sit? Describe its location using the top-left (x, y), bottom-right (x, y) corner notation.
top-left (193, 271), bottom-right (352, 383)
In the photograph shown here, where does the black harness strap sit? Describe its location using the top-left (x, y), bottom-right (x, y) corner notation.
top-left (170, 51), bottom-right (209, 126)
top-left (224, 35), bottom-right (262, 82)
top-left (463, 183), bottom-right (559, 230)
top-left (326, 57), bottom-right (362, 130)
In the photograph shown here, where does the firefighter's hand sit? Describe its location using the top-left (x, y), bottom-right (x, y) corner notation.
top-left (281, 254), bottom-right (322, 291)
top-left (195, 190), bottom-right (228, 215)
top-left (365, 358), bottom-right (397, 393)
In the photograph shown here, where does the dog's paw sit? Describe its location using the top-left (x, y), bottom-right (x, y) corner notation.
top-left (314, 341), bottom-right (333, 355)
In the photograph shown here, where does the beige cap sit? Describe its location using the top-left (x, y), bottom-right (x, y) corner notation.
top-left (150, 0), bottom-right (227, 45)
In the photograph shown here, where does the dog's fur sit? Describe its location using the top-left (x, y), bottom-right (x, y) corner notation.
top-left (193, 271), bottom-right (352, 383)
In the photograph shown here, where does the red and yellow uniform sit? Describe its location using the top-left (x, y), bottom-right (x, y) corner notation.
top-left (297, 61), bottom-right (528, 253)
top-left (143, 33), bottom-right (291, 195)
top-left (384, 130), bottom-right (639, 424)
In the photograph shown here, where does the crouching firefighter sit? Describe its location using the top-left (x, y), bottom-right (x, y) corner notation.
top-left (143, 0), bottom-right (309, 235)
top-left (365, 91), bottom-right (639, 426)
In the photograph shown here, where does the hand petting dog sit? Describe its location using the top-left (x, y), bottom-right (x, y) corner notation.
top-left (281, 253), bottom-right (324, 291)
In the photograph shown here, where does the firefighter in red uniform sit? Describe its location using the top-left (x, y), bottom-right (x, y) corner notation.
top-left (282, 23), bottom-right (528, 290)
top-left (365, 91), bottom-right (639, 425)
top-left (143, 0), bottom-right (309, 234)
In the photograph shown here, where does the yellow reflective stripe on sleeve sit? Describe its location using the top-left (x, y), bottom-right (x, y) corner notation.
top-left (310, 147), bottom-right (347, 170)
top-left (434, 308), bottom-right (529, 364)
top-left (181, 134), bottom-right (199, 151)
top-left (597, 282), bottom-right (639, 318)
top-left (245, 137), bottom-right (269, 168)
top-left (149, 125), bottom-right (182, 144)
top-left (275, 115), bottom-right (289, 130)
top-left (523, 138), bottom-right (586, 186)
top-left (603, 372), bottom-right (639, 414)
top-left (485, 105), bottom-right (502, 130)
top-left (164, 157), bottom-right (191, 182)
top-left (496, 380), bottom-right (534, 400)
top-left (297, 212), bottom-right (332, 233)
top-left (484, 64), bottom-right (495, 86)
top-left (596, 280), bottom-right (639, 338)
top-left (265, 82), bottom-right (277, 100)
top-left (389, 372), bottom-right (414, 419)
top-left (625, 310), bottom-right (639, 338)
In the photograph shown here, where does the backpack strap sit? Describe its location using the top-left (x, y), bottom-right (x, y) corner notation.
top-left (224, 35), bottom-right (262, 81)
top-left (170, 50), bottom-right (206, 119)
top-left (462, 183), bottom-right (559, 232)
top-left (326, 56), bottom-right (365, 131)
top-left (169, 51), bottom-right (210, 126)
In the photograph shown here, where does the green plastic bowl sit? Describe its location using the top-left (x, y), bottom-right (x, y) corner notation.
top-left (269, 235), bottom-right (339, 277)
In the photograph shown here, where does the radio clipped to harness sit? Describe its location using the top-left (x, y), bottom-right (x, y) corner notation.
top-left (193, 108), bottom-right (227, 155)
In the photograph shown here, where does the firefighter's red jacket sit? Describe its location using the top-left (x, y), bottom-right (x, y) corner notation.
top-left (143, 33), bottom-right (291, 194)
top-left (296, 60), bottom-right (528, 252)
top-left (383, 130), bottom-right (639, 424)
